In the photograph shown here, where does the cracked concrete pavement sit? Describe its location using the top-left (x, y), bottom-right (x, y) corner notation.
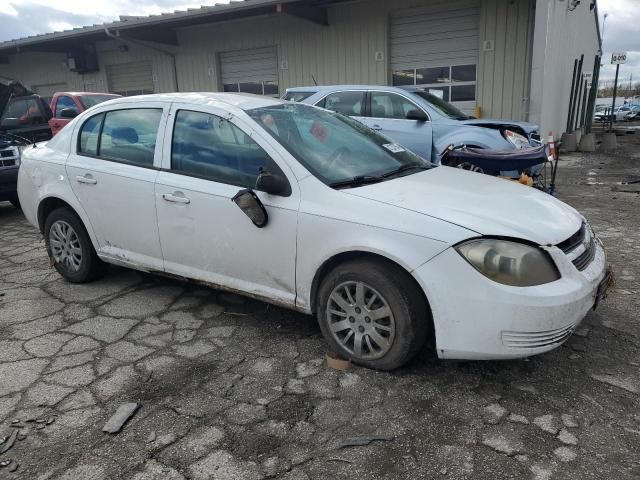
top-left (1, 133), bottom-right (639, 479)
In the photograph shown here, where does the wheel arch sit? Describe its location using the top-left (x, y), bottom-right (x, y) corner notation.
top-left (37, 196), bottom-right (99, 250)
top-left (310, 250), bottom-right (433, 324)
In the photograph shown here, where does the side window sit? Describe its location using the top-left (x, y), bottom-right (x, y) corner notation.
top-left (78, 113), bottom-right (104, 156)
top-left (99, 109), bottom-right (162, 167)
top-left (171, 110), bottom-right (279, 188)
top-left (55, 96), bottom-right (78, 117)
top-left (370, 92), bottom-right (425, 120)
top-left (316, 92), bottom-right (365, 116)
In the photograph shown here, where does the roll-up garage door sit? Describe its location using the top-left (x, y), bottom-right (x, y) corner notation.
top-left (220, 46), bottom-right (279, 97)
top-left (106, 62), bottom-right (154, 96)
top-left (390, 0), bottom-right (480, 113)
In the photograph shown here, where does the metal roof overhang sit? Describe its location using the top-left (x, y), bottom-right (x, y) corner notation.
top-left (0, 0), bottom-right (346, 55)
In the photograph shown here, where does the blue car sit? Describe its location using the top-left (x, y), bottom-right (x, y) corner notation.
top-left (284, 85), bottom-right (541, 162)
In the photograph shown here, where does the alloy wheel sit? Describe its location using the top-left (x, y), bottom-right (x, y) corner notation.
top-left (49, 220), bottom-right (83, 272)
top-left (326, 281), bottom-right (396, 360)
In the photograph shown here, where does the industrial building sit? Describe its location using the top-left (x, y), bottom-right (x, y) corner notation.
top-left (0, 0), bottom-right (600, 135)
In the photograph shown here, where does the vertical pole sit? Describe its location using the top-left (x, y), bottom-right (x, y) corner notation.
top-left (567, 59), bottom-right (578, 132)
top-left (585, 55), bottom-right (601, 134)
top-left (569, 55), bottom-right (584, 131)
top-left (580, 83), bottom-right (589, 129)
top-left (610, 63), bottom-right (620, 132)
top-left (575, 75), bottom-right (584, 130)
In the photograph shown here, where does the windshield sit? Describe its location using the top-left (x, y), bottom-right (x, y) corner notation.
top-left (411, 91), bottom-right (469, 120)
top-left (79, 95), bottom-right (119, 109)
top-left (247, 103), bottom-right (432, 186)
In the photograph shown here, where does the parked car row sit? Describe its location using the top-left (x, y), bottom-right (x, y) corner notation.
top-left (17, 92), bottom-right (609, 370)
top-left (593, 104), bottom-right (640, 123)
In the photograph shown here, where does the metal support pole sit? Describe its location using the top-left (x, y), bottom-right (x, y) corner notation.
top-left (575, 75), bottom-right (584, 130)
top-left (566, 59), bottom-right (578, 132)
top-left (585, 55), bottom-right (601, 134)
top-left (570, 54), bottom-right (584, 131)
top-left (610, 63), bottom-right (620, 132)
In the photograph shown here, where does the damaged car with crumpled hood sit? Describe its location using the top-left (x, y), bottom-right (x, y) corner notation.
top-left (0, 81), bottom-right (53, 208)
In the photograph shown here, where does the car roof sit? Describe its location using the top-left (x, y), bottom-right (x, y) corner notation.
top-left (56, 92), bottom-right (120, 96)
top-left (286, 85), bottom-right (422, 94)
top-left (103, 92), bottom-right (285, 111)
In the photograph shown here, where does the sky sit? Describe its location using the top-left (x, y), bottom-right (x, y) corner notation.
top-left (0, 0), bottom-right (638, 86)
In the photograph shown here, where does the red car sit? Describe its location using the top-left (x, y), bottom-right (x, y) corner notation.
top-left (49, 92), bottom-right (120, 136)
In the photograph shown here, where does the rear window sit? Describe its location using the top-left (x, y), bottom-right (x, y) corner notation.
top-left (283, 91), bottom-right (315, 102)
top-left (77, 108), bottom-right (162, 167)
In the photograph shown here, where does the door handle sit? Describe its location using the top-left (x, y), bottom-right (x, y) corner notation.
top-left (371, 124), bottom-right (382, 130)
top-left (162, 192), bottom-right (190, 204)
top-left (76, 174), bottom-right (97, 185)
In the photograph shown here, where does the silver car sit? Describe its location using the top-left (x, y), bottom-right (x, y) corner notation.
top-left (284, 85), bottom-right (541, 162)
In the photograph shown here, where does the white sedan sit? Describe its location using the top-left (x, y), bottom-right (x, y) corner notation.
top-left (17, 93), bottom-right (609, 370)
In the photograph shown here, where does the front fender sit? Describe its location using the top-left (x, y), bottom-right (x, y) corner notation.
top-left (432, 125), bottom-right (513, 159)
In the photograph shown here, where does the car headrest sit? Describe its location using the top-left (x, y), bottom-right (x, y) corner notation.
top-left (111, 127), bottom-right (138, 144)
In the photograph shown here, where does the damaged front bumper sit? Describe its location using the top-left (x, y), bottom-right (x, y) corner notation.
top-left (412, 238), bottom-right (608, 360)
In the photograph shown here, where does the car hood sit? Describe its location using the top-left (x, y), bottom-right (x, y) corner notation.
top-left (460, 119), bottom-right (539, 135)
top-left (343, 167), bottom-right (582, 246)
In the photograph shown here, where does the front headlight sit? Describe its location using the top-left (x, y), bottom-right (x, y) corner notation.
top-left (503, 129), bottom-right (529, 150)
top-left (455, 239), bottom-right (560, 287)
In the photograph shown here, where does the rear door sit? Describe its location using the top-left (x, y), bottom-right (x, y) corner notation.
top-left (314, 90), bottom-right (367, 125)
top-left (361, 90), bottom-right (433, 161)
top-left (155, 104), bottom-right (299, 306)
top-left (66, 103), bottom-right (168, 270)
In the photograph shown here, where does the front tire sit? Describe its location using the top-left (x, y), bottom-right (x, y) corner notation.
top-left (316, 258), bottom-right (429, 370)
top-left (44, 207), bottom-right (107, 283)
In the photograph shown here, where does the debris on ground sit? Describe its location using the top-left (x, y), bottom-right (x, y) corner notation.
top-left (325, 352), bottom-right (350, 371)
top-left (102, 402), bottom-right (142, 434)
top-left (0, 429), bottom-right (18, 454)
top-left (335, 435), bottom-right (395, 449)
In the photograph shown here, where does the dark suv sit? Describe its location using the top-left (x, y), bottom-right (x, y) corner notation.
top-left (0, 83), bottom-right (53, 207)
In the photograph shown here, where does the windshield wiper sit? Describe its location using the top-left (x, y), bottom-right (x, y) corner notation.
top-left (380, 164), bottom-right (432, 179)
top-left (329, 175), bottom-right (384, 189)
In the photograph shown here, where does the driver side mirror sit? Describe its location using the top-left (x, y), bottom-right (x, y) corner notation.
top-left (232, 189), bottom-right (268, 228)
top-left (406, 109), bottom-right (428, 122)
top-left (60, 108), bottom-right (78, 119)
top-left (256, 171), bottom-right (291, 197)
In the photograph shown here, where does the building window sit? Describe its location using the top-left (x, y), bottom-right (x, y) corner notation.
top-left (392, 64), bottom-right (477, 103)
top-left (223, 81), bottom-right (279, 97)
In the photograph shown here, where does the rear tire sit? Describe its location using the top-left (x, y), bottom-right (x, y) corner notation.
top-left (316, 258), bottom-right (430, 370)
top-left (44, 207), bottom-right (107, 283)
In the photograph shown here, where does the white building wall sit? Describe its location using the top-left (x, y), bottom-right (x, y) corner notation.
top-left (529, 0), bottom-right (600, 136)
top-left (0, 0), bottom-right (538, 121)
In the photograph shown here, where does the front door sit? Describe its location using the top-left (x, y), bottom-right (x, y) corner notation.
top-left (361, 91), bottom-right (434, 161)
top-left (65, 104), bottom-right (167, 270)
top-left (155, 104), bottom-right (299, 306)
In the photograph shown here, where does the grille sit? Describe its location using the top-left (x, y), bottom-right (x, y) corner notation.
top-left (0, 149), bottom-right (14, 158)
top-left (558, 223), bottom-right (586, 253)
top-left (502, 324), bottom-right (574, 349)
top-left (557, 222), bottom-right (595, 271)
top-left (530, 132), bottom-right (542, 143)
top-left (0, 159), bottom-right (16, 168)
top-left (572, 238), bottom-right (596, 271)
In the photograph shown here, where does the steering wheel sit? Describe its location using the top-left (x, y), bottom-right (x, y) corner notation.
top-left (325, 146), bottom-right (351, 172)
